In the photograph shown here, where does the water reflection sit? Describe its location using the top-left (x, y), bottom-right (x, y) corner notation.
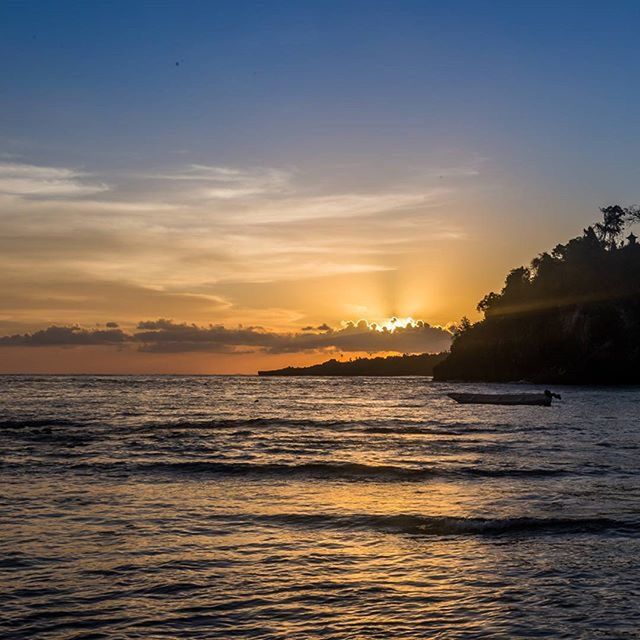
top-left (1, 376), bottom-right (640, 637)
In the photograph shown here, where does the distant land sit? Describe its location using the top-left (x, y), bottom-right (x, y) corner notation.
top-left (258, 352), bottom-right (448, 376)
top-left (435, 205), bottom-right (640, 384)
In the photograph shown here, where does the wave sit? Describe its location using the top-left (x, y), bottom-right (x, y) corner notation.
top-left (246, 512), bottom-right (640, 537)
top-left (362, 426), bottom-right (461, 435)
top-left (147, 417), bottom-right (323, 431)
top-left (148, 417), bottom-right (361, 430)
top-left (0, 416), bottom-right (500, 436)
top-left (143, 417), bottom-right (491, 435)
top-left (70, 459), bottom-right (568, 481)
top-left (0, 418), bottom-right (79, 430)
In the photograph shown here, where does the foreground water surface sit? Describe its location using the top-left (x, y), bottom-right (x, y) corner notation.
top-left (1, 375), bottom-right (640, 639)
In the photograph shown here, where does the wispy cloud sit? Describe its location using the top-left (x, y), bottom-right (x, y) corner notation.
top-left (0, 162), bottom-right (108, 198)
top-left (143, 164), bottom-right (293, 199)
top-left (0, 155), bottom-right (480, 332)
top-left (0, 158), bottom-right (468, 284)
top-left (234, 190), bottom-right (447, 223)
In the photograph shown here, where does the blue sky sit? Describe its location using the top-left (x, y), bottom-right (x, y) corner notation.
top-left (1, 1), bottom-right (640, 372)
top-left (3, 0), bottom-right (640, 194)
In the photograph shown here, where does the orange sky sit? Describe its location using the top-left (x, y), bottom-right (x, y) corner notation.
top-left (0, 159), bottom-right (603, 373)
top-left (0, 346), bottom-right (339, 375)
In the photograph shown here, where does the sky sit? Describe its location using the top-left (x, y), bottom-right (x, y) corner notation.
top-left (1, 0), bottom-right (640, 373)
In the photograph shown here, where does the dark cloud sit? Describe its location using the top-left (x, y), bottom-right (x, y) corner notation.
top-left (105, 321), bottom-right (119, 328)
top-left (0, 325), bottom-right (128, 346)
top-left (133, 322), bottom-right (276, 353)
top-left (301, 323), bottom-right (330, 332)
top-left (264, 320), bottom-right (451, 354)
top-left (0, 319), bottom-right (451, 355)
top-left (136, 319), bottom-right (177, 330)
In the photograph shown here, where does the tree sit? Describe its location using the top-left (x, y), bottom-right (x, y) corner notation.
top-left (593, 205), bottom-right (640, 250)
top-left (434, 204), bottom-right (640, 384)
top-left (477, 292), bottom-right (500, 316)
top-left (450, 316), bottom-right (472, 342)
top-left (595, 205), bottom-right (626, 249)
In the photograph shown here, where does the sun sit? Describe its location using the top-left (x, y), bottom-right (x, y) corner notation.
top-left (376, 317), bottom-right (417, 332)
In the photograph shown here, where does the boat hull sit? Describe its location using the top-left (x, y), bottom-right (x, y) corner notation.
top-left (447, 392), bottom-right (552, 406)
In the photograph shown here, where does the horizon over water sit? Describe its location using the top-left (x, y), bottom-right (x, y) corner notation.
top-left (2, 375), bottom-right (640, 638)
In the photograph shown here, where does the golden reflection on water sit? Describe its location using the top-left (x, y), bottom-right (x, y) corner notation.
top-left (5, 376), bottom-right (639, 637)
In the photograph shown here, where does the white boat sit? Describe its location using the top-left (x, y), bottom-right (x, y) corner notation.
top-left (447, 391), bottom-right (560, 406)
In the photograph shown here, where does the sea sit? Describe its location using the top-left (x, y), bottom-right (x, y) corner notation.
top-left (1, 375), bottom-right (640, 639)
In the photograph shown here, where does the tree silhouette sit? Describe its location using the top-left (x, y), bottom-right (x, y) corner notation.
top-left (434, 205), bottom-right (640, 384)
top-left (594, 205), bottom-right (627, 249)
top-left (259, 352), bottom-right (448, 376)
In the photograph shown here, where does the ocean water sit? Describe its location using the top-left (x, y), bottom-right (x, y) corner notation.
top-left (1, 376), bottom-right (640, 639)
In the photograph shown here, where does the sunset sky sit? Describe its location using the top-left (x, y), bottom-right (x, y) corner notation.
top-left (2, 1), bottom-right (640, 373)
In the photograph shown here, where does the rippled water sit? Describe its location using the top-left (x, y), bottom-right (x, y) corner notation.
top-left (2, 375), bottom-right (640, 638)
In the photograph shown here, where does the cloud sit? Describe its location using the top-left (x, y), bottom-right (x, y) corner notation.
top-left (0, 176), bottom-right (460, 287)
top-left (143, 164), bottom-right (292, 200)
top-left (0, 277), bottom-right (235, 326)
top-left (302, 323), bottom-right (331, 331)
top-left (262, 320), bottom-right (452, 355)
top-left (0, 156), bottom-right (477, 333)
top-left (139, 163), bottom-right (445, 222)
top-left (236, 190), bottom-right (446, 224)
top-left (0, 319), bottom-right (452, 355)
top-left (0, 325), bottom-right (127, 346)
top-left (0, 162), bottom-right (108, 198)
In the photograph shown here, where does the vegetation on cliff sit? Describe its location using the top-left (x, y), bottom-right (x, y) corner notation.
top-left (434, 205), bottom-right (640, 383)
top-left (259, 352), bottom-right (448, 376)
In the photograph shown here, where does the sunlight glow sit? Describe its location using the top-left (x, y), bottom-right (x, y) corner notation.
top-left (374, 317), bottom-right (419, 332)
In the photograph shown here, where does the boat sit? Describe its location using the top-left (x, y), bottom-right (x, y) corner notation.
top-left (447, 390), bottom-right (561, 406)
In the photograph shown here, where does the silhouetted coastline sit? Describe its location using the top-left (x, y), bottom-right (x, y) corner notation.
top-left (258, 352), bottom-right (447, 376)
top-left (435, 206), bottom-right (640, 384)
top-left (261, 206), bottom-right (640, 384)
